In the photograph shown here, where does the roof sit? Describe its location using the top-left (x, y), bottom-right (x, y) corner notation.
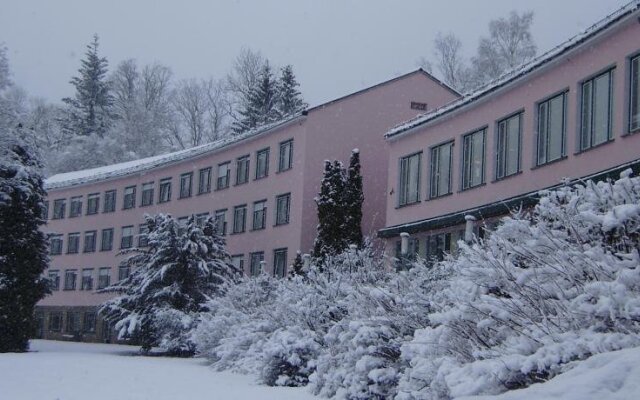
top-left (45, 114), bottom-right (305, 190)
top-left (385, 0), bottom-right (640, 140)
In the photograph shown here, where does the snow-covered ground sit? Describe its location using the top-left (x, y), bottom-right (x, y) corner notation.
top-left (0, 340), bottom-right (315, 400)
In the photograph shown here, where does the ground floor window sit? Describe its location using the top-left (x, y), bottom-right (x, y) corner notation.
top-left (83, 312), bottom-right (96, 333)
top-left (66, 312), bottom-right (81, 334)
top-left (48, 312), bottom-right (62, 332)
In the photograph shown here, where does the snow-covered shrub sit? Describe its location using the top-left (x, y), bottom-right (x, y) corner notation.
top-left (397, 170), bottom-right (640, 399)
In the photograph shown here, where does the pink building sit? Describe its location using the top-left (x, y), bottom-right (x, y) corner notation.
top-left (37, 70), bottom-right (459, 341)
top-left (379, 2), bottom-right (640, 263)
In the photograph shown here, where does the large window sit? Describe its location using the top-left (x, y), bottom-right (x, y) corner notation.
top-left (537, 92), bottom-right (566, 165)
top-left (120, 226), bottom-right (134, 249)
top-left (179, 172), bottom-right (193, 198)
top-left (50, 234), bottom-right (63, 255)
top-left (103, 190), bottom-right (116, 213)
top-left (138, 224), bottom-right (149, 247)
top-left (98, 267), bottom-right (111, 289)
top-left (231, 255), bottom-right (244, 273)
top-left (217, 162), bottom-right (230, 189)
top-left (66, 312), bottom-right (80, 334)
top-left (273, 248), bottom-right (288, 278)
top-left (141, 182), bottom-right (154, 206)
top-left (159, 178), bottom-right (172, 203)
top-left (275, 193), bottom-right (291, 226)
top-left (252, 200), bottom-right (267, 230)
top-left (81, 268), bottom-right (93, 291)
top-left (48, 270), bottom-right (60, 291)
top-left (214, 209), bottom-right (227, 235)
top-left (631, 55), bottom-right (640, 133)
top-left (278, 140), bottom-right (293, 172)
top-left (430, 142), bottom-right (453, 198)
top-left (177, 217), bottom-right (188, 235)
top-left (49, 312), bottom-right (62, 332)
top-left (69, 196), bottom-right (82, 217)
top-left (64, 269), bottom-right (77, 290)
top-left (399, 152), bottom-right (421, 206)
top-left (87, 193), bottom-right (99, 215)
top-left (236, 155), bottom-right (250, 185)
top-left (255, 148), bottom-right (270, 179)
top-left (83, 230), bottom-right (97, 253)
top-left (198, 167), bottom-right (212, 194)
top-left (581, 69), bottom-right (613, 150)
top-left (53, 199), bottom-right (66, 219)
top-left (233, 205), bottom-right (247, 234)
top-left (123, 186), bottom-right (136, 209)
top-left (83, 312), bottom-right (96, 333)
top-left (195, 212), bottom-right (209, 226)
top-left (462, 128), bottom-right (486, 190)
top-left (496, 113), bottom-right (522, 180)
top-left (118, 265), bottom-right (130, 282)
top-left (67, 232), bottom-right (80, 254)
top-left (101, 228), bottom-right (114, 251)
top-left (249, 251), bottom-right (264, 276)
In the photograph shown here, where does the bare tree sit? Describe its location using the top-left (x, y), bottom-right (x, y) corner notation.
top-left (226, 48), bottom-right (266, 123)
top-left (432, 32), bottom-right (472, 93)
top-left (204, 78), bottom-right (231, 140)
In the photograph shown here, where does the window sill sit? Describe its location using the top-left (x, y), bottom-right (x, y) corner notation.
top-left (276, 167), bottom-right (292, 174)
top-left (427, 192), bottom-right (453, 201)
top-left (102, 210), bottom-right (115, 214)
top-left (623, 127), bottom-right (640, 137)
top-left (83, 250), bottom-right (95, 254)
top-left (251, 227), bottom-right (266, 232)
top-left (574, 138), bottom-right (614, 155)
top-left (140, 203), bottom-right (154, 208)
top-left (158, 200), bottom-right (171, 204)
top-left (229, 231), bottom-right (245, 235)
top-left (531, 155), bottom-right (568, 170)
top-left (274, 222), bottom-right (290, 227)
top-left (86, 212), bottom-right (98, 216)
top-left (63, 288), bottom-right (76, 291)
top-left (234, 181), bottom-right (249, 187)
top-left (215, 186), bottom-right (230, 192)
top-left (69, 215), bottom-right (81, 219)
top-left (99, 248), bottom-right (112, 252)
top-left (196, 190), bottom-right (211, 196)
top-left (177, 195), bottom-right (192, 200)
top-left (122, 207), bottom-right (136, 211)
top-left (395, 200), bottom-right (422, 210)
top-left (492, 170), bottom-right (523, 183)
top-left (254, 175), bottom-right (268, 181)
top-left (459, 182), bottom-right (486, 193)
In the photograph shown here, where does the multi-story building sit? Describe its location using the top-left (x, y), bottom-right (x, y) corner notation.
top-left (379, 2), bottom-right (640, 262)
top-left (37, 70), bottom-right (459, 341)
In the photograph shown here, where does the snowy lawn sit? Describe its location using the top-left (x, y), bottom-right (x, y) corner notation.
top-left (0, 340), bottom-right (316, 400)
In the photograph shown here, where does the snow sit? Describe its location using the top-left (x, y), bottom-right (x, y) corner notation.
top-left (0, 340), bottom-right (315, 400)
top-left (461, 346), bottom-right (640, 400)
top-left (44, 114), bottom-right (304, 190)
top-left (385, 0), bottom-right (640, 140)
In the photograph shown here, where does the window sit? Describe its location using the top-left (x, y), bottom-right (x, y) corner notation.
top-left (255, 148), bottom-right (270, 179)
top-left (87, 193), bottom-right (99, 215)
top-left (98, 267), bottom-right (111, 289)
top-left (67, 232), bottom-right (80, 254)
top-left (233, 205), bottom-right (247, 234)
top-left (426, 232), bottom-right (454, 264)
top-left (195, 212), bottom-right (209, 227)
top-left (214, 209), bottom-right (227, 236)
top-left (231, 255), bottom-right (244, 273)
top-left (250, 251), bottom-right (264, 276)
top-left (83, 230), bottom-right (97, 253)
top-left (399, 153), bottom-right (421, 206)
top-left (496, 113), bottom-right (522, 180)
top-left (64, 269), bottom-right (77, 290)
top-left (50, 234), bottom-right (63, 255)
top-left (430, 142), bottom-right (453, 198)
top-left (462, 128), bottom-right (486, 190)
top-left (83, 312), bottom-right (96, 333)
top-left (235, 155), bottom-right (250, 185)
top-left (179, 172), bottom-right (193, 198)
top-left (177, 217), bottom-right (189, 235)
top-left (217, 162), bottom-right (230, 189)
top-left (53, 199), bottom-right (66, 219)
top-left (275, 193), bottom-right (291, 226)
top-left (69, 196), bottom-right (82, 217)
top-left (101, 228), bottom-right (114, 251)
top-left (273, 248), bottom-right (288, 278)
top-left (581, 69), bottom-right (613, 150)
top-left (120, 226), bottom-right (134, 249)
top-left (537, 92), bottom-right (566, 165)
top-left (118, 265), bottom-right (130, 281)
top-left (49, 312), bottom-right (62, 332)
top-left (631, 55), bottom-right (640, 133)
top-left (123, 186), bottom-right (136, 209)
top-left (141, 182), bottom-right (154, 206)
top-left (198, 167), bottom-right (212, 194)
top-left (81, 268), bottom-right (93, 291)
top-left (103, 190), bottom-right (116, 213)
top-left (66, 312), bottom-right (80, 334)
top-left (138, 224), bottom-right (149, 247)
top-left (159, 178), bottom-right (172, 203)
top-left (278, 140), bottom-right (293, 172)
top-left (252, 200), bottom-right (267, 230)
top-left (48, 270), bottom-right (60, 291)
top-left (42, 200), bottom-right (49, 220)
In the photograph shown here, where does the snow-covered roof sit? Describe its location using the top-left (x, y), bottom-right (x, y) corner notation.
top-left (385, 0), bottom-right (640, 140)
top-left (45, 114), bottom-right (305, 190)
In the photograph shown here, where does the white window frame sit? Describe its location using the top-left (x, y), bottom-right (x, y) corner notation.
top-left (462, 128), bottom-right (486, 190)
top-left (398, 152), bottom-right (422, 206)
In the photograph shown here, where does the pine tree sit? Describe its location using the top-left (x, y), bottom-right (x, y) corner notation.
top-left (232, 62), bottom-right (280, 134)
top-left (313, 160), bottom-right (347, 261)
top-left (0, 126), bottom-right (50, 352)
top-left (289, 251), bottom-right (305, 278)
top-left (344, 149), bottom-right (364, 248)
top-left (100, 214), bottom-right (239, 355)
top-left (61, 34), bottom-right (114, 138)
top-left (276, 65), bottom-right (307, 116)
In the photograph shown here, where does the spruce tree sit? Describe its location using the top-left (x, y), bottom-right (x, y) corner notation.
top-left (100, 214), bottom-right (239, 355)
top-left (0, 126), bottom-right (50, 352)
top-left (232, 62), bottom-right (280, 134)
top-left (289, 251), bottom-right (305, 277)
top-left (61, 34), bottom-right (114, 138)
top-left (276, 65), bottom-right (307, 116)
top-left (344, 149), bottom-right (364, 248)
top-left (313, 160), bottom-right (347, 261)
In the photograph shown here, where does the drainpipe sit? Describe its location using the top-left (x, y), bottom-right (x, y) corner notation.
top-left (464, 215), bottom-right (476, 243)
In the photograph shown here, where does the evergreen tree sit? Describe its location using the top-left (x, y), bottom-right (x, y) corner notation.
top-left (276, 65), bottom-right (307, 116)
top-left (343, 149), bottom-right (364, 248)
top-left (0, 126), bottom-right (50, 352)
top-left (289, 251), bottom-right (305, 278)
top-left (232, 62), bottom-right (280, 134)
top-left (100, 214), bottom-right (239, 355)
top-left (61, 34), bottom-right (114, 138)
top-left (313, 160), bottom-right (347, 261)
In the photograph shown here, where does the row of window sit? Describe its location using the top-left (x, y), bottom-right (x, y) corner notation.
top-left (398, 57), bottom-right (640, 206)
top-left (231, 248), bottom-right (289, 278)
top-left (48, 194), bottom-right (292, 256)
top-left (46, 139), bottom-right (294, 220)
top-left (47, 266), bottom-right (126, 291)
top-left (47, 311), bottom-right (97, 334)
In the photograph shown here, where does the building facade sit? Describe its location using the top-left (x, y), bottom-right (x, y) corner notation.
top-left (379, 2), bottom-right (640, 263)
top-left (37, 70), bottom-right (459, 342)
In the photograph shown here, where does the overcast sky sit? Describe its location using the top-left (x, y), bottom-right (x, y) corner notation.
top-left (0, 0), bottom-right (628, 106)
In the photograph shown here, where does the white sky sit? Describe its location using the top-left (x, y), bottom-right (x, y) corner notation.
top-left (0, 0), bottom-right (628, 106)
